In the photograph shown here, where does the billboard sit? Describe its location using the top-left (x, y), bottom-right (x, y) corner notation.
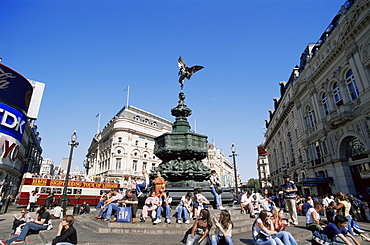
top-left (0, 64), bottom-right (33, 114)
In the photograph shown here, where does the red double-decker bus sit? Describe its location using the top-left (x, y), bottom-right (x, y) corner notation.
top-left (17, 173), bottom-right (120, 206)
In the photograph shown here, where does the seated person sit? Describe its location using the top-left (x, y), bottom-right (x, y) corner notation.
top-left (314, 214), bottom-right (360, 245)
top-left (46, 215), bottom-right (77, 245)
top-left (177, 192), bottom-right (192, 224)
top-left (96, 190), bottom-right (111, 210)
top-left (240, 192), bottom-right (255, 218)
top-left (306, 202), bottom-right (326, 232)
top-left (260, 189), bottom-right (275, 211)
top-left (12, 209), bottom-right (32, 234)
top-left (193, 188), bottom-right (210, 219)
top-left (50, 205), bottom-right (63, 219)
top-left (117, 189), bottom-right (139, 223)
top-left (2, 206), bottom-right (50, 245)
top-left (154, 190), bottom-right (172, 224)
top-left (80, 201), bottom-right (90, 215)
top-left (301, 200), bottom-right (313, 216)
top-left (96, 188), bottom-right (123, 221)
top-left (140, 191), bottom-right (160, 223)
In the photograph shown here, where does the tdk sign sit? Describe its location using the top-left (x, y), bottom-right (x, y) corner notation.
top-left (0, 102), bottom-right (26, 142)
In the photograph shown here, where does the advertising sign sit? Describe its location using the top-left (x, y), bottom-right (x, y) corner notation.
top-left (0, 64), bottom-right (33, 114)
top-left (28, 178), bottom-right (120, 189)
top-left (0, 132), bottom-right (21, 165)
top-left (0, 101), bottom-right (27, 142)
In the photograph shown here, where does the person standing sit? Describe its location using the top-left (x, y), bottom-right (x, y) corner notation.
top-left (28, 191), bottom-right (39, 212)
top-left (152, 171), bottom-right (166, 196)
top-left (283, 175), bottom-right (298, 225)
top-left (45, 191), bottom-right (55, 209)
top-left (210, 170), bottom-right (225, 210)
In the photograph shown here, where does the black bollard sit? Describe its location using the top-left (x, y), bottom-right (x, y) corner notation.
top-left (3, 197), bottom-right (11, 214)
top-left (73, 204), bottom-right (81, 215)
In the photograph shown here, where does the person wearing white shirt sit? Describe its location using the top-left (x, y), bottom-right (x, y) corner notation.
top-left (306, 203), bottom-right (325, 232)
top-left (240, 192), bottom-right (256, 218)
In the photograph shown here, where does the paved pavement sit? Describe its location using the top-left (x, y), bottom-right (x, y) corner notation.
top-left (0, 204), bottom-right (369, 244)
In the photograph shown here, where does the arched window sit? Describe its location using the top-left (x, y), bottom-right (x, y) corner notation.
top-left (346, 69), bottom-right (360, 100)
top-left (306, 106), bottom-right (316, 128)
top-left (346, 137), bottom-right (366, 160)
top-left (332, 82), bottom-right (343, 106)
top-left (321, 92), bottom-right (330, 115)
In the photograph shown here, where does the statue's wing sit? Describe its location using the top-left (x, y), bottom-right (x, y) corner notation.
top-left (188, 65), bottom-right (204, 74)
top-left (178, 56), bottom-right (187, 70)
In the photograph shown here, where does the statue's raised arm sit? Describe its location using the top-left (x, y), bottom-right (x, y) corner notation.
top-left (177, 56), bottom-right (204, 91)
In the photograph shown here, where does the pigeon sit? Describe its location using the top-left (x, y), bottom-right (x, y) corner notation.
top-left (178, 56), bottom-right (204, 90)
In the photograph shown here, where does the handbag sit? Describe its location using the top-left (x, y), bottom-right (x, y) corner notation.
top-left (117, 205), bottom-right (132, 223)
top-left (257, 230), bottom-right (271, 240)
top-left (214, 185), bottom-right (223, 194)
top-left (186, 234), bottom-right (196, 245)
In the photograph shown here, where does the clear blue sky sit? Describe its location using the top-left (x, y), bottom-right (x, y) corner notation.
top-left (2, 0), bottom-right (344, 182)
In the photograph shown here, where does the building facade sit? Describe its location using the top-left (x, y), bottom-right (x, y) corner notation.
top-left (257, 145), bottom-right (271, 188)
top-left (85, 106), bottom-right (173, 184)
top-left (40, 158), bottom-right (54, 175)
top-left (264, 0), bottom-right (370, 198)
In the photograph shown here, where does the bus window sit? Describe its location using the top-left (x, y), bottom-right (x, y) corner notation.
top-left (35, 187), bottom-right (39, 193)
top-left (40, 187), bottom-right (46, 194)
top-left (67, 188), bottom-right (72, 194)
top-left (73, 189), bottom-right (82, 195)
top-left (56, 188), bottom-right (62, 194)
top-left (46, 188), bottom-right (51, 193)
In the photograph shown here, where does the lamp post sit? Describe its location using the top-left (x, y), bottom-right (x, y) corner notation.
top-left (61, 131), bottom-right (79, 216)
top-left (231, 143), bottom-right (238, 198)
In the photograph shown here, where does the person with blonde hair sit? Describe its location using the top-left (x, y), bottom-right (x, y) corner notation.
top-left (335, 192), bottom-right (356, 237)
top-left (46, 215), bottom-right (77, 245)
top-left (252, 210), bottom-right (283, 245)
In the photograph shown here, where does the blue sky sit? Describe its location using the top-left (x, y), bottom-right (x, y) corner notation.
top-left (2, 0), bottom-right (344, 181)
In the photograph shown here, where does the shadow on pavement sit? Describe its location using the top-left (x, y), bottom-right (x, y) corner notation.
top-left (239, 238), bottom-right (253, 244)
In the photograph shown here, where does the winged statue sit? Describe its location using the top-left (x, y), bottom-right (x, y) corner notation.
top-left (178, 57), bottom-right (204, 90)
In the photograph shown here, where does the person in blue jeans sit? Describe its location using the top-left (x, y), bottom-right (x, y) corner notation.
top-left (177, 192), bottom-right (192, 223)
top-left (153, 190), bottom-right (172, 224)
top-left (209, 170), bottom-right (225, 210)
top-left (211, 210), bottom-right (234, 245)
top-left (136, 170), bottom-right (149, 197)
top-left (1, 206), bottom-right (50, 245)
top-left (100, 188), bottom-right (123, 221)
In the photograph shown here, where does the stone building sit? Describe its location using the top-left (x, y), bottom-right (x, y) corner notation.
top-left (257, 145), bottom-right (271, 188)
top-left (85, 106), bottom-right (172, 184)
top-left (40, 158), bottom-right (54, 175)
top-left (202, 143), bottom-right (237, 188)
top-left (263, 0), bottom-right (370, 198)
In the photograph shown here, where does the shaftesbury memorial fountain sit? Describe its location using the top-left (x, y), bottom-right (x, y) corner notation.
top-left (153, 57), bottom-right (232, 205)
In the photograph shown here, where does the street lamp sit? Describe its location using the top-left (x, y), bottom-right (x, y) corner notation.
top-left (61, 131), bottom-right (79, 216)
top-left (230, 143), bottom-right (238, 198)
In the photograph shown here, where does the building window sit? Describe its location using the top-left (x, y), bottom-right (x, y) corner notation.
top-left (116, 158), bottom-right (121, 170)
top-left (151, 163), bottom-right (156, 171)
top-left (135, 140), bottom-right (139, 146)
top-left (314, 142), bottom-right (322, 165)
top-left (145, 143), bottom-right (148, 148)
top-left (321, 92), bottom-right (330, 115)
top-left (346, 69), bottom-right (360, 100)
top-left (332, 82), bottom-right (343, 106)
top-left (346, 137), bottom-right (366, 160)
top-left (306, 106), bottom-right (316, 128)
top-left (133, 160), bottom-right (138, 172)
top-left (134, 116), bottom-right (140, 121)
top-left (142, 162), bottom-right (147, 170)
top-left (118, 137), bottom-right (122, 143)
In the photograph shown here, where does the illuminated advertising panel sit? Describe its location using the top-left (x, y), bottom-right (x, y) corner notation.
top-left (0, 101), bottom-right (27, 142)
top-left (0, 64), bottom-right (33, 114)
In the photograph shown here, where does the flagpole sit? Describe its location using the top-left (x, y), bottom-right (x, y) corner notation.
top-left (97, 113), bottom-right (101, 134)
top-left (126, 85), bottom-right (130, 108)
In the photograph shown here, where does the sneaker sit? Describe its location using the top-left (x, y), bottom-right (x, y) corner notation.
top-left (103, 218), bottom-right (110, 221)
top-left (140, 218), bottom-right (146, 222)
top-left (0, 241), bottom-right (6, 245)
top-left (153, 218), bottom-right (161, 224)
top-left (219, 206), bottom-right (226, 210)
top-left (177, 219), bottom-right (183, 224)
top-left (95, 216), bottom-right (102, 219)
top-left (132, 218), bottom-right (137, 223)
top-left (165, 218), bottom-right (171, 224)
top-left (184, 220), bottom-right (190, 224)
top-left (12, 241), bottom-right (24, 244)
top-left (292, 222), bottom-right (298, 225)
top-left (137, 193), bottom-right (143, 197)
top-left (110, 218), bottom-right (117, 222)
